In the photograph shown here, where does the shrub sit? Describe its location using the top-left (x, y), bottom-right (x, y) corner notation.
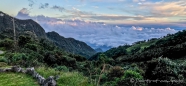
top-left (0, 62), bottom-right (8, 67)
top-left (145, 57), bottom-right (186, 86)
top-left (103, 81), bottom-right (118, 86)
top-left (0, 38), bottom-right (14, 49)
top-left (55, 66), bottom-right (69, 72)
top-left (123, 70), bottom-right (143, 79)
top-left (12, 53), bottom-right (28, 62)
top-left (118, 70), bottom-right (145, 86)
top-left (107, 66), bottom-right (124, 81)
top-left (18, 35), bottom-right (32, 47)
top-left (24, 43), bottom-right (38, 51)
top-left (0, 56), bottom-right (8, 63)
top-left (44, 51), bottom-right (57, 65)
top-left (9, 53), bottom-right (31, 66)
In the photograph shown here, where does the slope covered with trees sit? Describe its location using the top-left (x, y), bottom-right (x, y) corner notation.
top-left (46, 31), bottom-right (96, 58)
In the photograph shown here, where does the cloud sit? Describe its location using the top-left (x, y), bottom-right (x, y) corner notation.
top-left (140, 1), bottom-right (186, 17)
top-left (133, 0), bottom-right (139, 2)
top-left (16, 9), bottom-right (179, 49)
top-left (92, 6), bottom-right (99, 9)
top-left (28, 0), bottom-right (35, 7)
top-left (51, 5), bottom-right (66, 12)
top-left (180, 19), bottom-right (186, 21)
top-left (16, 8), bottom-right (31, 19)
top-left (108, 7), bottom-right (115, 10)
top-left (39, 3), bottom-right (49, 9)
top-left (57, 7), bottom-right (96, 19)
top-left (82, 15), bottom-right (148, 20)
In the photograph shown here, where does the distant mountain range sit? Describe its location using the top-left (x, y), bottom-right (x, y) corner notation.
top-left (94, 48), bottom-right (103, 52)
top-left (0, 11), bottom-right (96, 58)
top-left (86, 42), bottom-right (112, 52)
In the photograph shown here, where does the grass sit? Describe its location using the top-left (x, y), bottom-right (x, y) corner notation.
top-left (0, 72), bottom-right (39, 86)
top-left (35, 67), bottom-right (94, 86)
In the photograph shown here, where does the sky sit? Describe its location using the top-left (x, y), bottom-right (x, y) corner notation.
top-left (0, 0), bottom-right (186, 50)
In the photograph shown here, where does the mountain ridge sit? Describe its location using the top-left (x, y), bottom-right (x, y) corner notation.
top-left (0, 11), bottom-right (96, 58)
top-left (46, 31), bottom-right (96, 58)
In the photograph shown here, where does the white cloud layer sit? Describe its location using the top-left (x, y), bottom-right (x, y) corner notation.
top-left (16, 8), bottom-right (178, 49)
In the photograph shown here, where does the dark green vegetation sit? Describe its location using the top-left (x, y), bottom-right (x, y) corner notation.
top-left (46, 31), bottom-right (96, 58)
top-left (0, 11), bottom-right (186, 86)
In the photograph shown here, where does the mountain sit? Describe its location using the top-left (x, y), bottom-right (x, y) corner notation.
top-left (94, 48), bottom-right (103, 52)
top-left (0, 11), bottom-right (96, 58)
top-left (0, 11), bottom-right (46, 39)
top-left (86, 42), bottom-right (112, 51)
top-left (46, 31), bottom-right (96, 58)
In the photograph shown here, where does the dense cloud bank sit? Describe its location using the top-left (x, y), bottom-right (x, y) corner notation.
top-left (16, 8), bottom-right (178, 50)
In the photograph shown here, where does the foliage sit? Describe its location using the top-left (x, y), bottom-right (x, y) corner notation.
top-left (118, 70), bottom-right (145, 86)
top-left (107, 66), bottom-right (124, 81)
top-left (0, 62), bottom-right (8, 67)
top-left (0, 56), bottom-right (8, 63)
top-left (18, 35), bottom-right (32, 47)
top-left (0, 38), bottom-right (14, 49)
top-left (55, 66), bottom-right (69, 72)
top-left (24, 43), bottom-right (38, 51)
top-left (145, 57), bottom-right (186, 86)
top-left (123, 70), bottom-right (143, 79)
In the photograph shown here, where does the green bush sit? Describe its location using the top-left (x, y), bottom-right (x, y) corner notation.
top-left (0, 62), bottom-right (8, 67)
top-left (117, 70), bottom-right (145, 86)
top-left (103, 81), bottom-right (118, 86)
top-left (0, 38), bottom-right (14, 49)
top-left (123, 70), bottom-right (143, 79)
top-left (24, 43), bottom-right (38, 51)
top-left (55, 66), bottom-right (69, 72)
top-left (18, 35), bottom-right (32, 47)
top-left (107, 66), bottom-right (124, 81)
top-left (12, 53), bottom-right (28, 62)
top-left (0, 56), bottom-right (8, 63)
top-left (145, 57), bottom-right (186, 86)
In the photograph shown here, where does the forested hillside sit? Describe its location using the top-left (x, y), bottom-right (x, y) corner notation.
top-left (46, 31), bottom-right (96, 58)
